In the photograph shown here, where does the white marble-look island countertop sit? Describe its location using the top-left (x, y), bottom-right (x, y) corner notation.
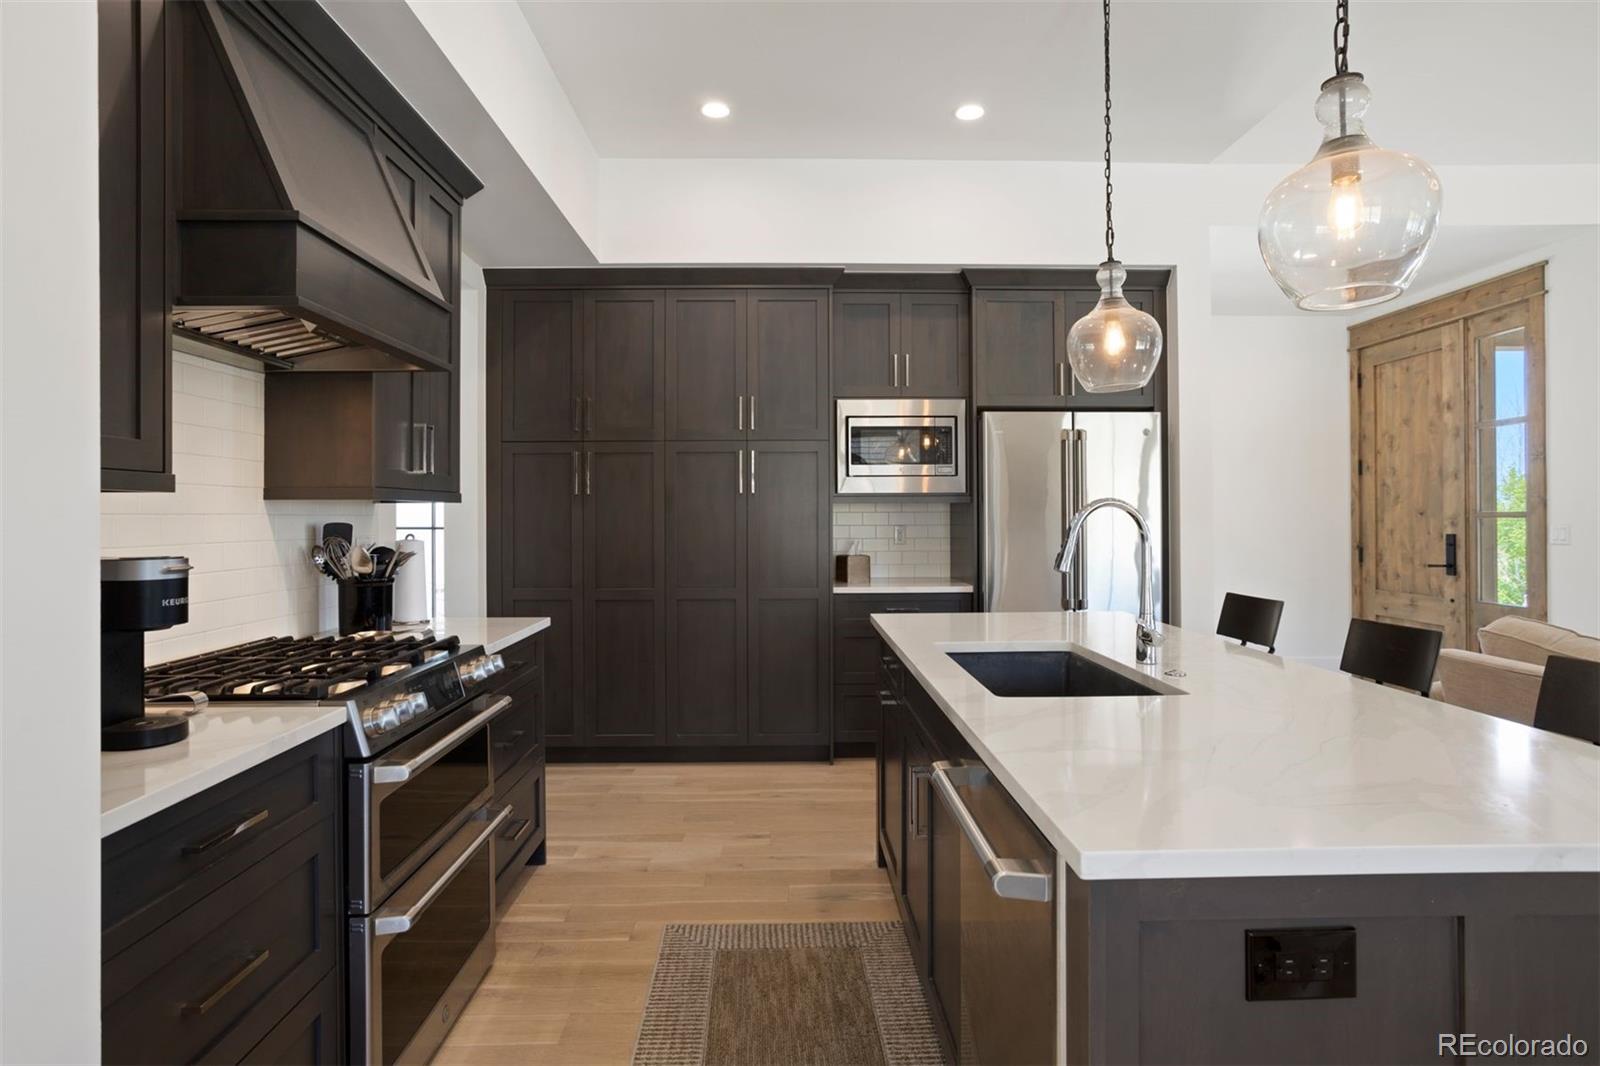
top-left (872, 610), bottom-right (1600, 881)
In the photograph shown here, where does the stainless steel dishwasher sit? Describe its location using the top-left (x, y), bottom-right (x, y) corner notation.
top-left (931, 761), bottom-right (1057, 1066)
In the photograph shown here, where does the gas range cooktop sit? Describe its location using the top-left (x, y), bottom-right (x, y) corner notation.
top-left (143, 630), bottom-right (508, 756)
top-left (144, 631), bottom-right (460, 701)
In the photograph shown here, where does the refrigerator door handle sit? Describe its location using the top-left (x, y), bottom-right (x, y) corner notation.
top-left (1073, 430), bottom-right (1088, 610)
top-left (1058, 432), bottom-right (1072, 611)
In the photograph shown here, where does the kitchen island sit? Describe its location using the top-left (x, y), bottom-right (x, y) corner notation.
top-left (872, 610), bottom-right (1600, 1065)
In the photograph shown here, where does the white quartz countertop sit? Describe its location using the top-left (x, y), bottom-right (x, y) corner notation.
top-left (833, 579), bottom-right (975, 595)
top-left (104, 617), bottom-right (552, 837)
top-left (873, 610), bottom-right (1600, 881)
top-left (408, 616), bottom-right (551, 654)
top-left (102, 705), bottom-right (346, 838)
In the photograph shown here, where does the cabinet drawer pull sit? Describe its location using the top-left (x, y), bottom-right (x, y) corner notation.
top-left (910, 765), bottom-right (929, 839)
top-left (505, 817), bottom-right (533, 844)
top-left (931, 761), bottom-right (1052, 902)
top-left (183, 949), bottom-right (270, 1016)
top-left (183, 809), bottom-right (269, 855)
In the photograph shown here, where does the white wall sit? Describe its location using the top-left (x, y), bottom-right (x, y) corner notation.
top-left (445, 254), bottom-right (490, 617)
top-left (101, 354), bottom-right (396, 661)
top-left (1208, 315), bottom-right (1354, 666)
top-left (833, 501), bottom-right (960, 581)
top-left (0, 1), bottom-right (103, 1058)
top-left (1350, 226), bottom-right (1600, 636)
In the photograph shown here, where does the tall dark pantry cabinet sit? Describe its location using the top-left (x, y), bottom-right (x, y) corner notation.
top-left (487, 271), bottom-right (835, 759)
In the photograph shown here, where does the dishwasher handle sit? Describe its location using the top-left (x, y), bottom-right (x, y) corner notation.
top-left (931, 761), bottom-right (1053, 902)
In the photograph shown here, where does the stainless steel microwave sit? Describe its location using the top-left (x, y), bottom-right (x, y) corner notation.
top-left (836, 398), bottom-right (967, 495)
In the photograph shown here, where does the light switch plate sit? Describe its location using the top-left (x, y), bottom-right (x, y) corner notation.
top-left (1551, 526), bottom-right (1572, 545)
top-left (893, 525), bottom-right (907, 546)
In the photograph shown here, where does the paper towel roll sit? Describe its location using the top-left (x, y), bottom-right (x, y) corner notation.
top-left (394, 533), bottom-right (430, 623)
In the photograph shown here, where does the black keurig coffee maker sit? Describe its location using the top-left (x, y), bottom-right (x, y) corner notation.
top-left (102, 556), bottom-right (192, 750)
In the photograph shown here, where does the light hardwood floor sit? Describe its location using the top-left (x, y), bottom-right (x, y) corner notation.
top-left (434, 759), bottom-right (897, 1065)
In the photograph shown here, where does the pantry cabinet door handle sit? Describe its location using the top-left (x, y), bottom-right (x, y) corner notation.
top-left (904, 351), bottom-right (911, 389)
top-left (749, 395), bottom-right (756, 432)
top-left (571, 451), bottom-right (580, 496)
top-left (183, 949), bottom-right (270, 1016)
top-left (572, 395), bottom-right (580, 434)
top-left (738, 394), bottom-right (744, 432)
top-left (1057, 363), bottom-right (1066, 397)
top-left (749, 449), bottom-right (756, 495)
top-left (183, 809), bottom-right (269, 854)
top-left (585, 396), bottom-right (594, 433)
top-left (426, 424), bottom-right (437, 475)
top-left (738, 449), bottom-right (744, 495)
top-left (892, 352), bottom-right (899, 387)
top-left (585, 451), bottom-right (593, 495)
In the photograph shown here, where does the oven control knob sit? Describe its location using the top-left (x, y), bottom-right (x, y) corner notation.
top-left (361, 706), bottom-right (384, 735)
top-left (468, 656), bottom-right (492, 682)
top-left (486, 654), bottom-right (506, 675)
top-left (404, 692), bottom-right (429, 720)
top-left (377, 700), bottom-right (403, 732)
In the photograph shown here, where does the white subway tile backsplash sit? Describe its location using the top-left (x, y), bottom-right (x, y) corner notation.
top-left (101, 353), bottom-right (395, 661)
top-left (831, 499), bottom-right (958, 580)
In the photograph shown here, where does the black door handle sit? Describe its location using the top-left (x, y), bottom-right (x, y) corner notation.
top-left (1424, 533), bottom-right (1458, 576)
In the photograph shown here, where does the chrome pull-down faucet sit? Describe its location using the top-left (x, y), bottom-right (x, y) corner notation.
top-left (1054, 497), bottom-right (1163, 664)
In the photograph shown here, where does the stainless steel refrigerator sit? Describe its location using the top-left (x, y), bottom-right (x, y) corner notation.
top-left (979, 411), bottom-right (1164, 617)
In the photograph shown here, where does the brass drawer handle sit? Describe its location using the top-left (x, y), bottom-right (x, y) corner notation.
top-left (183, 949), bottom-right (270, 1016)
top-left (183, 809), bottom-right (269, 855)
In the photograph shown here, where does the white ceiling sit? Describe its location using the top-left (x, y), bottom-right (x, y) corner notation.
top-left (518, 0), bottom-right (1598, 165)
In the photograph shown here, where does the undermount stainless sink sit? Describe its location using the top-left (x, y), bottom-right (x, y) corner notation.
top-left (947, 650), bottom-right (1165, 698)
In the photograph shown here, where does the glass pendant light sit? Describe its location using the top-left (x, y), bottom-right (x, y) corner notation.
top-left (1258, 0), bottom-right (1442, 311)
top-left (1067, 0), bottom-right (1163, 394)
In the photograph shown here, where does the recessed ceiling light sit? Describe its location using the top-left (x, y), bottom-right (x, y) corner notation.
top-left (954, 103), bottom-right (985, 122)
top-left (700, 100), bottom-right (731, 119)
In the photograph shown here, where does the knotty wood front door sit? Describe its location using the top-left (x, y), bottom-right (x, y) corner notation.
top-left (1354, 324), bottom-right (1469, 648)
top-left (1351, 264), bottom-right (1548, 651)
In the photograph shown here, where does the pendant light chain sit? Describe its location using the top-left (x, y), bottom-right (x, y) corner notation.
top-left (1334, 0), bottom-right (1351, 75)
top-left (1102, 0), bottom-right (1115, 264)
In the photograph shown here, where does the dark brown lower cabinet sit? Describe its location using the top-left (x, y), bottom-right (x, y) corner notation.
top-left (835, 593), bottom-right (971, 754)
top-left (102, 733), bottom-right (342, 1066)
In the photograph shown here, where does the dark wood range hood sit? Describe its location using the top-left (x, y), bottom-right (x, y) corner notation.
top-left (171, 0), bottom-right (481, 371)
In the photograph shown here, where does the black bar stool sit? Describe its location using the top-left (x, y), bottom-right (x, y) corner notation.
top-left (1533, 655), bottom-right (1600, 745)
top-left (1339, 618), bottom-right (1442, 697)
top-left (1216, 593), bottom-right (1285, 654)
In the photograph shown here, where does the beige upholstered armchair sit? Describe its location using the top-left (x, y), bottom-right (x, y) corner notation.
top-left (1434, 617), bottom-right (1600, 725)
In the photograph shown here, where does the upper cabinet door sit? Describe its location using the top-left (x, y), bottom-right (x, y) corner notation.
top-left (665, 290), bottom-right (747, 441)
top-left (584, 291), bottom-right (665, 440)
top-left (1062, 288), bottom-right (1161, 411)
top-left (499, 291), bottom-right (583, 442)
top-left (899, 292), bottom-right (969, 398)
top-left (99, 0), bottom-right (172, 491)
top-left (972, 290), bottom-right (1068, 410)
top-left (748, 290), bottom-right (830, 441)
top-left (832, 292), bottom-right (901, 397)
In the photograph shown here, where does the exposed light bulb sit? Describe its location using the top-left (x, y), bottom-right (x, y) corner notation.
top-left (1103, 319), bottom-right (1127, 358)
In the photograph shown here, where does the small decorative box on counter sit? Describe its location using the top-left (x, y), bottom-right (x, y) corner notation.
top-left (834, 551), bottom-right (871, 584)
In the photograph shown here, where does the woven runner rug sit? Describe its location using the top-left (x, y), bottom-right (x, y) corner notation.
top-left (631, 921), bottom-right (949, 1066)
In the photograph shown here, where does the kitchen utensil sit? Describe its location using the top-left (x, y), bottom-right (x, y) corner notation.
top-left (323, 537), bottom-right (354, 581)
top-left (309, 545), bottom-right (334, 579)
top-left (371, 545), bottom-right (396, 577)
top-left (350, 542), bottom-right (376, 576)
top-left (322, 522), bottom-right (354, 547)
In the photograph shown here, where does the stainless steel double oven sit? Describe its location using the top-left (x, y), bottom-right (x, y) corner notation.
top-left (345, 649), bottom-right (512, 1066)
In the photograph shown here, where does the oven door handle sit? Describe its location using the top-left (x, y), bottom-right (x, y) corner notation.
top-left (372, 805), bottom-right (511, 937)
top-left (371, 696), bottom-right (513, 785)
